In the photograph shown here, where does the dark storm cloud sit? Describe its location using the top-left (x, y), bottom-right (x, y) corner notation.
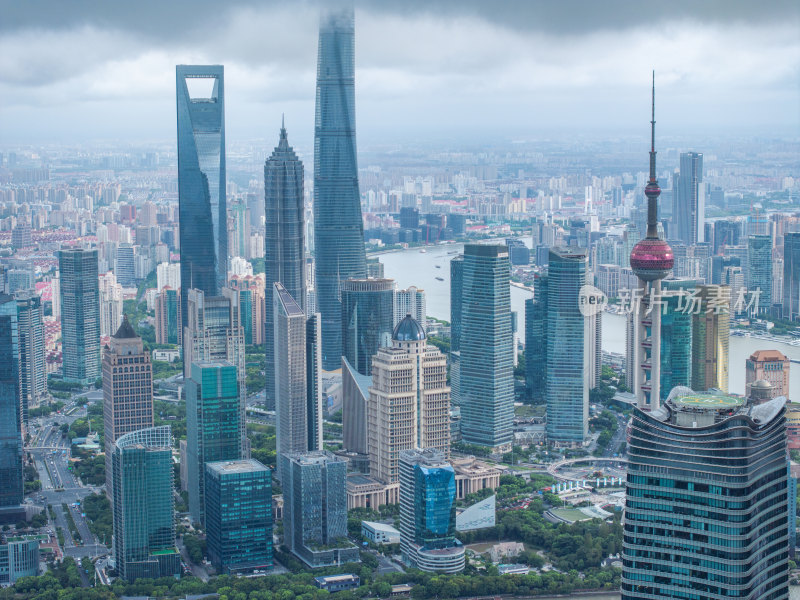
top-left (2, 0), bottom-right (796, 37)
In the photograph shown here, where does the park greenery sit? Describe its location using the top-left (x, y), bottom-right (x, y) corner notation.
top-left (83, 493), bottom-right (113, 545)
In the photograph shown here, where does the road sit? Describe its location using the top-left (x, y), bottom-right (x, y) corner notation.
top-left (26, 397), bottom-right (109, 562)
top-left (603, 413), bottom-right (628, 458)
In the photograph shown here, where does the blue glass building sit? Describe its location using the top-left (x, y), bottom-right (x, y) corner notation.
top-left (186, 361), bottom-right (241, 524)
top-left (205, 459), bottom-right (273, 574)
top-left (784, 232), bottom-right (800, 320)
top-left (545, 247), bottom-right (589, 445)
top-left (622, 390), bottom-right (789, 599)
top-left (398, 449), bottom-right (464, 573)
top-left (15, 292), bottom-right (46, 425)
top-left (283, 451), bottom-right (358, 567)
top-left (525, 274), bottom-right (548, 403)
top-left (112, 426), bottom-right (180, 581)
top-left (176, 65), bottom-right (227, 327)
top-left (58, 247), bottom-right (100, 385)
top-left (313, 8), bottom-right (367, 370)
top-left (747, 234), bottom-right (772, 316)
top-left (459, 245), bottom-right (514, 452)
top-left (659, 279), bottom-right (694, 401)
top-left (0, 295), bottom-right (23, 509)
top-left (341, 278), bottom-right (394, 376)
top-left (449, 255), bottom-right (463, 352)
top-left (264, 123), bottom-right (306, 410)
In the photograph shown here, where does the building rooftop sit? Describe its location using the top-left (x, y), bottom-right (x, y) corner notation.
top-left (749, 349), bottom-right (788, 362)
top-left (672, 392), bottom-right (743, 410)
top-left (112, 314), bottom-right (138, 339)
top-left (362, 521), bottom-right (400, 535)
top-left (392, 314), bottom-right (426, 341)
top-left (206, 459), bottom-right (269, 475)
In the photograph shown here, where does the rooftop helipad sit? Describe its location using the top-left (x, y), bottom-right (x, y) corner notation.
top-left (673, 393), bottom-right (743, 410)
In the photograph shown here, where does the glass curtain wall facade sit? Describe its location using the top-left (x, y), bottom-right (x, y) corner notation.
top-left (525, 274), bottom-right (548, 403)
top-left (341, 278), bottom-right (394, 376)
top-left (186, 361), bottom-right (241, 524)
top-left (622, 391), bottom-right (789, 599)
top-left (313, 7), bottom-right (367, 370)
top-left (659, 280), bottom-right (693, 401)
top-left (264, 124), bottom-right (306, 410)
top-left (177, 65), bottom-right (227, 327)
top-left (675, 152), bottom-right (704, 245)
top-left (15, 292), bottom-right (46, 424)
top-left (283, 451), bottom-right (357, 567)
top-left (205, 459), bottom-right (273, 574)
top-left (459, 245), bottom-right (514, 452)
top-left (545, 248), bottom-right (589, 445)
top-left (399, 449), bottom-right (464, 573)
top-left (449, 256), bottom-right (464, 352)
top-left (58, 248), bottom-right (100, 384)
top-left (747, 234), bottom-right (772, 316)
top-left (691, 285), bottom-right (730, 393)
top-left (783, 232), bottom-right (800, 320)
top-left (112, 426), bottom-right (180, 581)
top-left (0, 295), bottom-right (23, 508)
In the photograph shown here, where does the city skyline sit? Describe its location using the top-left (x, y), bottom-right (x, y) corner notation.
top-left (1, 2), bottom-right (797, 144)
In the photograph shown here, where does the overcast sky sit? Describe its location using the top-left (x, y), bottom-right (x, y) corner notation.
top-left (1, 0), bottom-right (798, 147)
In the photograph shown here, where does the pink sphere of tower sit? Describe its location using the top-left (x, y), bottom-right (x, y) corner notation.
top-left (630, 237), bottom-right (674, 282)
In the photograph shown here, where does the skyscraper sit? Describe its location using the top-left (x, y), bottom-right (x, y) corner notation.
top-left (58, 247), bottom-right (100, 385)
top-left (747, 234), bottom-right (772, 316)
top-left (525, 274), bottom-right (548, 403)
top-left (449, 256), bottom-right (464, 353)
top-left (273, 283), bottom-right (323, 481)
top-left (112, 426), bottom-right (181, 581)
top-left (205, 459), bottom-right (273, 574)
top-left (313, 7), bottom-right (367, 370)
top-left (398, 448), bottom-right (464, 574)
top-left (674, 151), bottom-right (704, 246)
top-left (282, 451), bottom-right (358, 567)
top-left (102, 315), bottom-right (154, 498)
top-left (545, 248), bottom-right (590, 444)
top-left (183, 289), bottom-right (246, 455)
top-left (691, 284), bottom-right (731, 393)
top-left (368, 316), bottom-right (450, 485)
top-left (459, 245), bottom-right (513, 452)
top-left (394, 286), bottom-right (426, 329)
top-left (186, 361), bottom-right (241, 524)
top-left (658, 279), bottom-right (693, 401)
top-left (341, 278), bottom-right (394, 376)
top-left (154, 287), bottom-right (181, 345)
top-left (783, 232), bottom-right (800, 320)
top-left (746, 350), bottom-right (790, 400)
top-left (15, 292), bottom-right (46, 424)
top-left (622, 389), bottom-right (789, 599)
top-left (264, 122), bottom-right (306, 411)
top-left (177, 65), bottom-right (227, 327)
top-left (115, 243), bottom-right (135, 287)
top-left (0, 295), bottom-right (23, 509)
top-left (628, 79), bottom-right (674, 410)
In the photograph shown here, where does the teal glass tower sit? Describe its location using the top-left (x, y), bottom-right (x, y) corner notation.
top-left (747, 234), bottom-right (772, 315)
top-left (112, 426), bottom-right (180, 581)
top-left (0, 295), bottom-right (23, 508)
top-left (176, 65), bottom-right (227, 327)
top-left (205, 459), bottom-right (273, 574)
top-left (545, 248), bottom-right (589, 445)
top-left (186, 361), bottom-right (241, 524)
top-left (459, 244), bottom-right (514, 452)
top-left (449, 255), bottom-right (464, 352)
top-left (58, 247), bottom-right (100, 385)
top-left (341, 278), bottom-right (394, 376)
top-left (525, 274), bottom-right (548, 403)
top-left (622, 390), bottom-right (789, 599)
top-left (398, 448), bottom-right (464, 574)
top-left (313, 7), bottom-right (367, 370)
top-left (264, 123), bottom-right (306, 410)
top-left (659, 279), bottom-right (694, 401)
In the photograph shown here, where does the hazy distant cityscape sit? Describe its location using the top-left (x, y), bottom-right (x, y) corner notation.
top-left (0, 2), bottom-right (799, 600)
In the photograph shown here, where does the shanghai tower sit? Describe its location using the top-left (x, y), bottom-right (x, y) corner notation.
top-left (264, 121), bottom-right (306, 410)
top-left (176, 65), bottom-right (227, 327)
top-left (313, 7), bottom-right (367, 370)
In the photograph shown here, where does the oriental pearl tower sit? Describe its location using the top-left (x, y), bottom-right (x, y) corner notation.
top-left (629, 73), bottom-right (674, 410)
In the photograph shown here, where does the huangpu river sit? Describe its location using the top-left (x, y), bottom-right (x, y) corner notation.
top-left (378, 242), bottom-right (799, 399)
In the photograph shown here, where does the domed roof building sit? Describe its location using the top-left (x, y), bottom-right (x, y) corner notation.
top-left (392, 314), bottom-right (426, 342)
